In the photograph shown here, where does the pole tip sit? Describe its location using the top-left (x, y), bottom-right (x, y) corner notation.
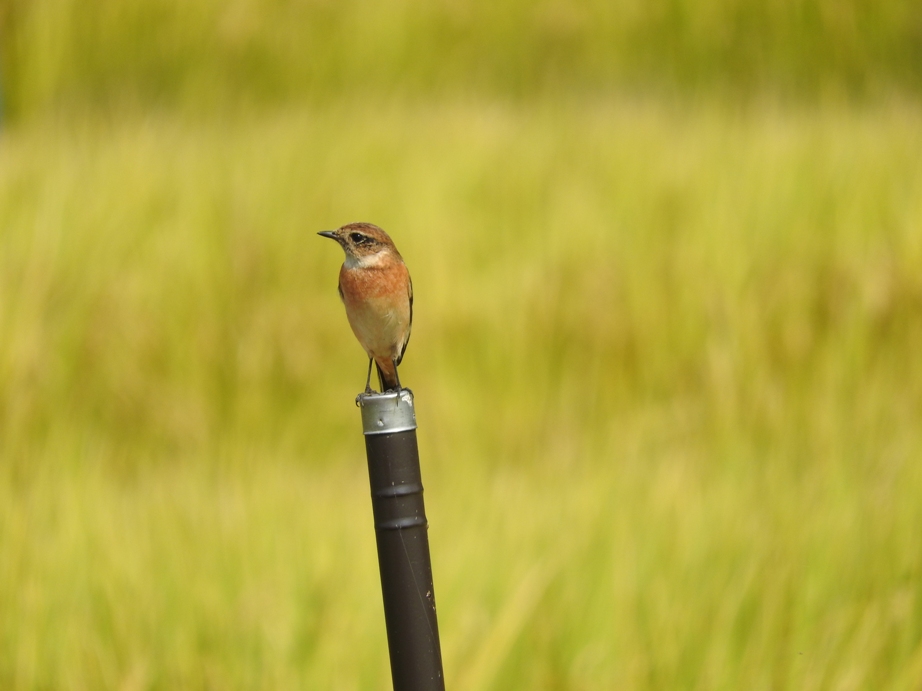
top-left (356, 389), bottom-right (417, 435)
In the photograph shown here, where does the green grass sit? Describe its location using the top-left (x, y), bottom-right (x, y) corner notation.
top-left (3, 0), bottom-right (921, 119)
top-left (1, 99), bottom-right (922, 689)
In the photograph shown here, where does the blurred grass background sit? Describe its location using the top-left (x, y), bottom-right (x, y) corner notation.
top-left (1, 0), bottom-right (922, 689)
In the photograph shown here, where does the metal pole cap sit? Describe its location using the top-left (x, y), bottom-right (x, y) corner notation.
top-left (356, 389), bottom-right (417, 435)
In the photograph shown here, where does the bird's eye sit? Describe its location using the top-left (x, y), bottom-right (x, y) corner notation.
top-left (350, 232), bottom-right (368, 245)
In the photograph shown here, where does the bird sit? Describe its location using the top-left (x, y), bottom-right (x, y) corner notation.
top-left (318, 222), bottom-right (413, 393)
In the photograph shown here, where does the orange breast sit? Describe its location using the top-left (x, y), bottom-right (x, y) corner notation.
top-left (338, 261), bottom-right (412, 360)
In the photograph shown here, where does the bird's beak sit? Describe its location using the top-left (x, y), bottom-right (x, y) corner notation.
top-left (317, 230), bottom-right (337, 240)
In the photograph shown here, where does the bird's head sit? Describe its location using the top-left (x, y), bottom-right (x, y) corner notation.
top-left (318, 222), bottom-right (401, 268)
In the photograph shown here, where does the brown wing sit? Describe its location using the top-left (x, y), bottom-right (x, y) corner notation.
top-left (396, 275), bottom-right (413, 366)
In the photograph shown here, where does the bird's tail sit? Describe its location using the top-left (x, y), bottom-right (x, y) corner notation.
top-left (375, 358), bottom-right (400, 392)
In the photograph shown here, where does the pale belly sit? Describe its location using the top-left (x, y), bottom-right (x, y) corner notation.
top-left (343, 294), bottom-right (410, 360)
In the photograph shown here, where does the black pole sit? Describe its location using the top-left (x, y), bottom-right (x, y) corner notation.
top-left (357, 390), bottom-right (445, 691)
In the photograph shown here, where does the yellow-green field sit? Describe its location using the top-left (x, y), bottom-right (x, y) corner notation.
top-left (1, 1), bottom-right (922, 687)
top-left (1, 99), bottom-right (921, 689)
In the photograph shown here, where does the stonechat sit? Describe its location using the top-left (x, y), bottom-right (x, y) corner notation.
top-left (318, 222), bottom-right (413, 393)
